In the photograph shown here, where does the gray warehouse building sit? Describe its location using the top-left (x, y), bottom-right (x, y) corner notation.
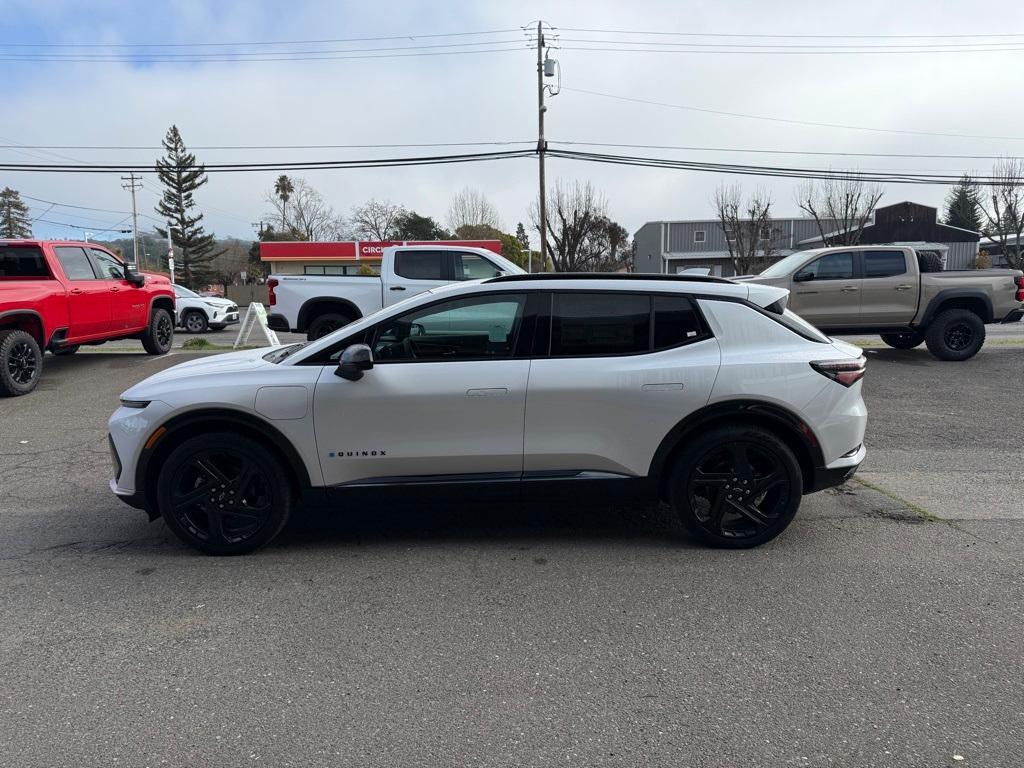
top-left (634, 201), bottom-right (982, 276)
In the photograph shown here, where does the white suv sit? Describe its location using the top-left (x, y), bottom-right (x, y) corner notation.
top-left (108, 274), bottom-right (867, 555)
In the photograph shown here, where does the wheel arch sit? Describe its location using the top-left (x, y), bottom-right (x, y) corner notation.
top-left (297, 297), bottom-right (362, 332)
top-left (150, 295), bottom-right (175, 319)
top-left (0, 309), bottom-right (46, 347)
top-left (648, 400), bottom-right (825, 499)
top-left (136, 408), bottom-right (313, 518)
top-left (919, 290), bottom-right (993, 326)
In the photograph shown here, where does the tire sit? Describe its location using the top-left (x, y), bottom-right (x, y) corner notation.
top-left (307, 312), bottom-right (349, 341)
top-left (182, 310), bottom-right (209, 334)
top-left (880, 331), bottom-right (924, 350)
top-left (141, 308), bottom-right (174, 355)
top-left (668, 425), bottom-right (803, 549)
top-left (51, 345), bottom-right (80, 356)
top-left (0, 329), bottom-right (43, 397)
top-left (916, 252), bottom-right (944, 273)
top-left (924, 309), bottom-right (985, 361)
top-left (156, 432), bottom-right (293, 555)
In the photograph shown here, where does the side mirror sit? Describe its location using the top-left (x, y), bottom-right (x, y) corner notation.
top-left (793, 271), bottom-right (814, 283)
top-left (125, 263), bottom-right (146, 287)
top-left (334, 343), bottom-right (373, 381)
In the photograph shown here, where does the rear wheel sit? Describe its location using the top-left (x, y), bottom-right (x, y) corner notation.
top-left (183, 310), bottom-right (209, 334)
top-left (156, 432), bottom-right (292, 555)
top-left (307, 312), bottom-right (349, 341)
top-left (880, 331), bottom-right (924, 350)
top-left (141, 308), bottom-right (174, 355)
top-left (0, 329), bottom-right (42, 397)
top-left (924, 309), bottom-right (985, 361)
top-left (669, 425), bottom-right (802, 548)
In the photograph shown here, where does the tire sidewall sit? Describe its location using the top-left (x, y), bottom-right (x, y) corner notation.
top-left (143, 308), bottom-right (174, 354)
top-left (669, 425), bottom-right (803, 548)
top-left (925, 310), bottom-right (985, 361)
top-left (183, 310), bottom-right (208, 334)
top-left (0, 330), bottom-right (42, 396)
top-left (156, 433), bottom-right (292, 555)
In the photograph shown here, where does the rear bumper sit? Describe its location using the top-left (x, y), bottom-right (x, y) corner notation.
top-left (1000, 308), bottom-right (1023, 324)
top-left (267, 313), bottom-right (292, 332)
top-left (806, 444), bottom-right (866, 493)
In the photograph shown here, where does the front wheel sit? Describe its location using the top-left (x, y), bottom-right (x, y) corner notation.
top-left (0, 329), bottom-right (42, 397)
top-left (156, 433), bottom-right (292, 555)
top-left (141, 308), bottom-right (174, 355)
top-left (924, 309), bottom-right (985, 361)
top-left (669, 425), bottom-right (803, 548)
top-left (880, 331), bottom-right (924, 350)
top-left (182, 310), bottom-right (209, 334)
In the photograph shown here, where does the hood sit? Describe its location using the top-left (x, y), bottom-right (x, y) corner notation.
top-left (121, 347), bottom-right (277, 399)
top-left (142, 272), bottom-right (171, 285)
top-left (201, 296), bottom-right (236, 307)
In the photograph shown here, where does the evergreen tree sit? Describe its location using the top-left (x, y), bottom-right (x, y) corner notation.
top-left (0, 187), bottom-right (32, 238)
top-left (515, 221), bottom-right (530, 250)
top-left (944, 175), bottom-right (983, 232)
top-left (154, 125), bottom-right (222, 288)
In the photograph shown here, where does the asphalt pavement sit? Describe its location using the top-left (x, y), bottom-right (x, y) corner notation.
top-left (0, 345), bottom-right (1022, 767)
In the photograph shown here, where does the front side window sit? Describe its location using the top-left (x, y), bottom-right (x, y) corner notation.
top-left (54, 246), bottom-right (97, 281)
top-left (0, 245), bottom-right (50, 278)
top-left (454, 252), bottom-right (502, 280)
top-left (394, 250), bottom-right (445, 280)
top-left (551, 292), bottom-right (650, 357)
top-left (795, 252), bottom-right (854, 281)
top-left (90, 249), bottom-right (125, 280)
top-left (373, 293), bottom-right (527, 362)
top-left (863, 250), bottom-right (906, 278)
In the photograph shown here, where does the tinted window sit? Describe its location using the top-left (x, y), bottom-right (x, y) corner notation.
top-left (90, 249), bottom-right (125, 280)
top-left (54, 246), bottom-right (97, 280)
top-left (552, 293), bottom-right (650, 356)
top-left (796, 252), bottom-right (854, 281)
top-left (394, 250), bottom-right (445, 280)
top-left (0, 245), bottom-right (50, 278)
top-left (373, 294), bottom-right (526, 362)
top-left (653, 296), bottom-right (707, 349)
top-left (455, 252), bottom-right (502, 280)
top-left (864, 250), bottom-right (906, 278)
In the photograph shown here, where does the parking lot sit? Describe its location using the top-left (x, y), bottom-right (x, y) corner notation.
top-left (1, 338), bottom-right (1023, 766)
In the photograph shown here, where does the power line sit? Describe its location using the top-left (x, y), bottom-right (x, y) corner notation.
top-left (559, 44), bottom-right (1024, 55)
top-left (0, 140), bottom-right (535, 151)
top-left (556, 37), bottom-right (1024, 50)
top-left (557, 27), bottom-right (1024, 40)
top-left (33, 215), bottom-right (133, 234)
top-left (561, 86), bottom-right (1024, 141)
top-left (553, 141), bottom-right (1023, 161)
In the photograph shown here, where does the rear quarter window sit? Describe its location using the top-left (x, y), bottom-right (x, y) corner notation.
top-left (0, 245), bottom-right (50, 279)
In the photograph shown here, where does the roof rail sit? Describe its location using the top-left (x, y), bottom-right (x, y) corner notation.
top-left (488, 272), bottom-right (735, 285)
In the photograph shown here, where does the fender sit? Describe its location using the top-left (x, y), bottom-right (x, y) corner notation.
top-left (297, 297), bottom-right (363, 332)
top-left (648, 399), bottom-right (825, 482)
top-left (918, 289), bottom-right (993, 326)
top-left (0, 308), bottom-right (47, 346)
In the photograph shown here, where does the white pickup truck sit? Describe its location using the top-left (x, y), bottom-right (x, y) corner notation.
top-left (266, 245), bottom-right (525, 340)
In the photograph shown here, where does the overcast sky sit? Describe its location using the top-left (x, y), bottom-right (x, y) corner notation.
top-left (4, 0), bottom-right (1024, 244)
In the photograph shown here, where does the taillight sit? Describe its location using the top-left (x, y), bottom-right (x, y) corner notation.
top-left (811, 357), bottom-right (866, 387)
top-left (1015, 275), bottom-right (1024, 302)
top-left (267, 278), bottom-right (278, 306)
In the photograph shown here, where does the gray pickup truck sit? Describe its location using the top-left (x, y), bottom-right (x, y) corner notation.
top-left (745, 245), bottom-right (1024, 361)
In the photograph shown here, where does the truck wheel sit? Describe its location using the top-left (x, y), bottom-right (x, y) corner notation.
top-left (51, 345), bottom-right (80, 356)
top-left (183, 310), bottom-right (209, 334)
top-left (0, 329), bottom-right (43, 397)
top-left (916, 252), bottom-right (944, 273)
top-left (141, 308), bottom-right (174, 355)
top-left (880, 331), bottom-right (924, 350)
top-left (924, 309), bottom-right (985, 361)
top-left (307, 313), bottom-right (348, 341)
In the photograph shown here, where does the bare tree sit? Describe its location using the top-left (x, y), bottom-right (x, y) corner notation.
top-left (447, 187), bottom-right (502, 233)
top-left (264, 178), bottom-right (343, 241)
top-left (530, 180), bottom-right (629, 272)
top-left (349, 198), bottom-right (407, 240)
top-left (796, 175), bottom-right (884, 246)
top-left (713, 184), bottom-right (782, 275)
top-left (976, 159), bottom-right (1024, 269)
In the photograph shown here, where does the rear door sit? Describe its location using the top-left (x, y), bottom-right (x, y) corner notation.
top-left (89, 248), bottom-right (148, 330)
top-left (858, 249), bottom-right (917, 325)
top-left (789, 251), bottom-right (862, 329)
top-left (51, 245), bottom-right (112, 338)
top-left (383, 249), bottom-right (451, 306)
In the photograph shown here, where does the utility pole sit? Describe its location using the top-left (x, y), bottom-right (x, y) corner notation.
top-left (252, 220), bottom-right (267, 237)
top-left (536, 20), bottom-right (547, 273)
top-left (120, 173), bottom-right (142, 266)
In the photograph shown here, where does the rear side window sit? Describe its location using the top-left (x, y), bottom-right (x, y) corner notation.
top-left (0, 246), bottom-right (50, 278)
top-left (552, 293), bottom-right (651, 356)
top-left (653, 296), bottom-right (708, 349)
top-left (54, 246), bottom-right (97, 280)
top-left (863, 250), bottom-right (906, 278)
top-left (394, 250), bottom-right (445, 280)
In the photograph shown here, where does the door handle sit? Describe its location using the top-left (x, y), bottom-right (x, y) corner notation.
top-left (109, 286), bottom-right (120, 292)
top-left (840, 286), bottom-right (859, 292)
top-left (795, 290), bottom-right (817, 295)
top-left (466, 388), bottom-right (508, 397)
top-left (895, 285), bottom-right (913, 291)
top-left (69, 288), bottom-right (83, 295)
top-left (389, 286), bottom-right (406, 291)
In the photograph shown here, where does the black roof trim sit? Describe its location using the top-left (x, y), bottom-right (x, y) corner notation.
top-left (487, 272), bottom-right (735, 285)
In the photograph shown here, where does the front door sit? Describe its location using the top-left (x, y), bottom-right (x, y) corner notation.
top-left (858, 249), bottom-right (918, 325)
top-left (313, 292), bottom-right (531, 486)
top-left (52, 245), bottom-right (112, 338)
top-left (789, 251), bottom-right (862, 329)
top-left (89, 248), bottom-right (148, 331)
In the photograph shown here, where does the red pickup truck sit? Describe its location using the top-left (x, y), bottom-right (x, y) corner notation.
top-left (0, 240), bottom-right (176, 396)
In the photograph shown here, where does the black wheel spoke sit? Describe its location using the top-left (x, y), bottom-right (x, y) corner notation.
top-left (753, 471), bottom-right (786, 497)
top-left (693, 469), bottom-right (732, 486)
top-left (194, 457), bottom-right (230, 485)
top-left (206, 505), bottom-right (226, 543)
top-left (727, 498), bottom-right (771, 528)
top-left (170, 484), bottom-right (210, 512)
top-left (706, 488), bottom-right (728, 531)
top-left (729, 445), bottom-right (754, 480)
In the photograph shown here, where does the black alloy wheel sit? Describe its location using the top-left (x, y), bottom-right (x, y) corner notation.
top-left (944, 322), bottom-right (973, 352)
top-left (157, 313), bottom-right (174, 347)
top-left (0, 329), bottom-right (43, 397)
top-left (8, 340), bottom-right (38, 386)
top-left (924, 308), bottom-right (985, 362)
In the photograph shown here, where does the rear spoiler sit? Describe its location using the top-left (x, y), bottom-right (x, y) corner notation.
top-left (745, 283), bottom-right (790, 314)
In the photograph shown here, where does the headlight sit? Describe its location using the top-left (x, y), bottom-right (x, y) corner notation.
top-left (120, 399), bottom-right (151, 409)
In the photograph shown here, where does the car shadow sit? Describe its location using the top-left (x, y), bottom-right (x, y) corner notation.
top-left (862, 348), bottom-right (936, 366)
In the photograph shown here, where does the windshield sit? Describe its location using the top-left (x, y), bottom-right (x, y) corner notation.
top-left (758, 250), bottom-right (823, 278)
top-left (174, 284), bottom-right (199, 298)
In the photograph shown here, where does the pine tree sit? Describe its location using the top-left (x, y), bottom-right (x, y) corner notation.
top-left (0, 187), bottom-right (32, 238)
top-left (154, 125), bottom-right (222, 288)
top-left (515, 222), bottom-right (530, 250)
top-left (943, 175), bottom-right (982, 232)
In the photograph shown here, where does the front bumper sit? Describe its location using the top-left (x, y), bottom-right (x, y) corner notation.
top-left (108, 400), bottom-right (174, 514)
top-left (212, 308), bottom-right (240, 326)
top-left (1000, 308), bottom-right (1024, 324)
top-left (806, 444), bottom-right (866, 492)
